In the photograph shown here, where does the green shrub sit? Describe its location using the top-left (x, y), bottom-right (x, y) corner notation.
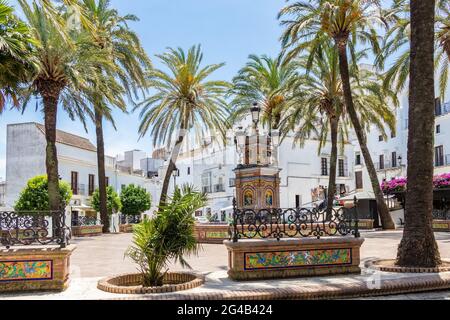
top-left (91, 186), bottom-right (121, 215)
top-left (125, 185), bottom-right (207, 287)
top-left (120, 184), bottom-right (151, 216)
top-left (14, 175), bottom-right (72, 211)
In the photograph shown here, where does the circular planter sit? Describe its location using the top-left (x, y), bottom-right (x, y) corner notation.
top-left (367, 259), bottom-right (450, 273)
top-left (97, 272), bottom-right (204, 294)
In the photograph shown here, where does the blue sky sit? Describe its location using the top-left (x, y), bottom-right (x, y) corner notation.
top-left (0, 0), bottom-right (285, 178)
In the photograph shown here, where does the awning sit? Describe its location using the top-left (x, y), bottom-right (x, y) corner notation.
top-left (339, 190), bottom-right (376, 201)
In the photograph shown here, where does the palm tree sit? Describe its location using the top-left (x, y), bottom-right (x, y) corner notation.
top-left (18, 0), bottom-right (109, 210)
top-left (126, 185), bottom-right (207, 287)
top-left (136, 45), bottom-right (231, 207)
top-left (81, 0), bottom-right (151, 233)
top-left (396, 1), bottom-right (441, 268)
top-left (382, 0), bottom-right (450, 99)
top-left (279, 0), bottom-right (396, 230)
top-left (284, 44), bottom-right (396, 213)
top-left (230, 54), bottom-right (301, 130)
top-left (0, 0), bottom-right (36, 113)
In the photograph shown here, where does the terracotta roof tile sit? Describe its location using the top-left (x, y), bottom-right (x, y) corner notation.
top-left (35, 123), bottom-right (97, 152)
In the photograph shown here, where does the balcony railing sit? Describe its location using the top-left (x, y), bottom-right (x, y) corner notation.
top-left (214, 184), bottom-right (226, 193)
top-left (435, 154), bottom-right (450, 167)
top-left (375, 160), bottom-right (402, 171)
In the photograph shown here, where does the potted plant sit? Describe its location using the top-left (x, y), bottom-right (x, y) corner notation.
top-left (110, 185), bottom-right (207, 291)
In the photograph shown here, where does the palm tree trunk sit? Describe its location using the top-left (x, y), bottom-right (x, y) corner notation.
top-left (41, 84), bottom-right (62, 212)
top-left (397, 0), bottom-right (441, 267)
top-left (327, 116), bottom-right (338, 215)
top-left (336, 41), bottom-right (395, 230)
top-left (158, 125), bottom-right (187, 208)
top-left (95, 108), bottom-right (109, 233)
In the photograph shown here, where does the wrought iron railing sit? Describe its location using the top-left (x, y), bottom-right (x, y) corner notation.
top-left (71, 216), bottom-right (102, 227)
top-left (432, 209), bottom-right (450, 220)
top-left (231, 197), bottom-right (360, 242)
top-left (119, 214), bottom-right (142, 225)
top-left (0, 211), bottom-right (69, 249)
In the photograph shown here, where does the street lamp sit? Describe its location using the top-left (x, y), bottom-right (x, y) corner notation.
top-left (250, 102), bottom-right (261, 127)
top-left (398, 155), bottom-right (403, 167)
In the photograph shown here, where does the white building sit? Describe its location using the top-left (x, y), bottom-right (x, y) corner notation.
top-left (365, 98), bottom-right (450, 186)
top-left (0, 179), bottom-right (5, 207)
top-left (160, 120), bottom-right (356, 220)
top-left (4, 123), bottom-right (161, 216)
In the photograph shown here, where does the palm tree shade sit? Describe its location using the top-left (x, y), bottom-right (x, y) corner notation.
top-left (396, 0), bottom-right (441, 268)
top-left (279, 0), bottom-right (396, 230)
top-left (81, 0), bottom-right (151, 232)
top-left (17, 0), bottom-right (110, 210)
top-left (136, 45), bottom-right (231, 207)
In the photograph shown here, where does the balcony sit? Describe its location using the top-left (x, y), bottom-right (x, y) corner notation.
top-left (435, 154), bottom-right (450, 167)
top-left (375, 160), bottom-right (401, 171)
top-left (213, 184), bottom-right (226, 193)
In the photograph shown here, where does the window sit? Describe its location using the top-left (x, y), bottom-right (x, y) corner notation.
top-left (379, 135), bottom-right (383, 142)
top-left (295, 195), bottom-right (301, 208)
top-left (392, 152), bottom-right (397, 168)
top-left (88, 174), bottom-right (95, 196)
top-left (379, 155), bottom-right (385, 170)
top-left (71, 171), bottom-right (78, 195)
top-left (436, 125), bottom-right (441, 134)
top-left (338, 159), bottom-right (345, 177)
top-left (355, 171), bottom-right (363, 190)
top-left (435, 98), bottom-right (442, 116)
top-left (339, 184), bottom-right (347, 195)
top-left (187, 167), bottom-right (191, 175)
top-left (435, 145), bottom-right (444, 167)
top-left (321, 158), bottom-right (328, 176)
top-left (355, 153), bottom-right (361, 166)
top-left (391, 131), bottom-right (396, 138)
top-left (105, 177), bottom-right (110, 187)
top-left (201, 172), bottom-right (212, 193)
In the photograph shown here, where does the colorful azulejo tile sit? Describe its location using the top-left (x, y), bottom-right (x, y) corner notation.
top-left (206, 231), bottom-right (229, 239)
top-left (244, 248), bottom-right (352, 270)
top-left (0, 260), bottom-right (53, 281)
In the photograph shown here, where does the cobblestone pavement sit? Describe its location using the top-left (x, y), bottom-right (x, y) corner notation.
top-left (1, 230), bottom-right (450, 300)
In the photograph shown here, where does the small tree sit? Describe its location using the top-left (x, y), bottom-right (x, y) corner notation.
top-left (14, 175), bottom-right (72, 211)
top-left (120, 184), bottom-right (151, 216)
top-left (92, 186), bottom-right (121, 215)
top-left (126, 185), bottom-right (207, 287)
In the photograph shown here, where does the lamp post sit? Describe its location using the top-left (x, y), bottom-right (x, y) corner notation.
top-left (250, 102), bottom-right (261, 164)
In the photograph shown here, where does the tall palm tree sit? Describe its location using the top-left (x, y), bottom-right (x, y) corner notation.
top-left (0, 0), bottom-right (36, 113)
top-left (396, 1), bottom-right (441, 268)
top-left (136, 45), bottom-right (231, 207)
top-left (230, 54), bottom-right (301, 130)
top-left (382, 0), bottom-right (449, 99)
top-left (18, 0), bottom-right (109, 210)
top-left (279, 0), bottom-right (396, 230)
top-left (81, 0), bottom-right (151, 233)
top-left (284, 44), bottom-right (396, 212)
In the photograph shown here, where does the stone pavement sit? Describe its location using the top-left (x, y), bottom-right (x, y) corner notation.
top-left (1, 230), bottom-right (450, 300)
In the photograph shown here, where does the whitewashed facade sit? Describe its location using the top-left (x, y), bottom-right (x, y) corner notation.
top-left (4, 123), bottom-right (161, 215)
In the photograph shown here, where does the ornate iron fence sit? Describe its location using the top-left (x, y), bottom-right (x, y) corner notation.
top-left (71, 216), bottom-right (102, 227)
top-left (231, 197), bottom-right (360, 242)
top-left (0, 211), bottom-right (69, 249)
top-left (119, 214), bottom-right (142, 225)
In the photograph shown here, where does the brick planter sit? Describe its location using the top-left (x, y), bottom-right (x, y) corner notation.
top-left (119, 224), bottom-right (135, 233)
top-left (367, 259), bottom-right (450, 273)
top-left (224, 237), bottom-right (364, 281)
top-left (0, 244), bottom-right (76, 292)
top-left (71, 225), bottom-right (103, 237)
top-left (194, 224), bottom-right (230, 244)
top-left (97, 272), bottom-right (204, 294)
top-left (432, 220), bottom-right (450, 232)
